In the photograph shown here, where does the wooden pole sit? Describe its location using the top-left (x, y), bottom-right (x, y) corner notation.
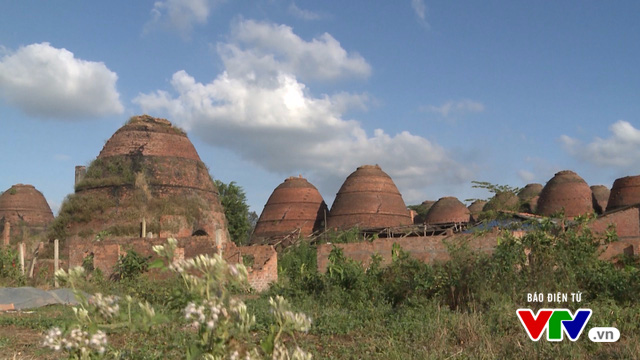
top-left (324, 209), bottom-right (328, 232)
top-left (141, 218), bottom-right (146, 238)
top-left (19, 242), bottom-right (25, 275)
top-left (215, 229), bottom-right (222, 255)
top-left (27, 242), bottom-right (41, 279)
top-left (54, 239), bottom-right (59, 288)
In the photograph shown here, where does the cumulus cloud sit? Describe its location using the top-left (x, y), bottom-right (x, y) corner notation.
top-left (146, 0), bottom-right (223, 37)
top-left (135, 19), bottom-right (472, 201)
top-left (561, 120), bottom-right (640, 169)
top-left (288, 2), bottom-right (323, 20)
top-left (421, 99), bottom-right (485, 119)
top-left (0, 42), bottom-right (123, 119)
top-left (218, 19), bottom-right (371, 82)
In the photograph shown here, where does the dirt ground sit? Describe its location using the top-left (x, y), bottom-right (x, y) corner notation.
top-left (0, 324), bottom-right (55, 359)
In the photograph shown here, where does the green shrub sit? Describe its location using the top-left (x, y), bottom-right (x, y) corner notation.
top-left (111, 249), bottom-right (150, 281)
top-left (278, 242), bottom-right (323, 294)
top-left (379, 248), bottom-right (435, 306)
top-left (0, 247), bottom-right (25, 286)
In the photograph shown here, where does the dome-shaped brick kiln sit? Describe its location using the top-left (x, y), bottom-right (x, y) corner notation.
top-left (468, 200), bottom-right (487, 222)
top-left (590, 185), bottom-right (610, 214)
top-left (327, 165), bottom-right (411, 230)
top-left (54, 115), bottom-right (228, 241)
top-left (424, 197), bottom-right (471, 225)
top-left (0, 184), bottom-right (54, 243)
top-left (536, 170), bottom-right (593, 218)
top-left (421, 200), bottom-right (436, 211)
top-left (412, 200), bottom-right (436, 224)
top-left (251, 176), bottom-right (328, 244)
top-left (606, 175), bottom-right (640, 212)
top-left (517, 183), bottom-right (542, 213)
top-left (482, 192), bottom-right (519, 212)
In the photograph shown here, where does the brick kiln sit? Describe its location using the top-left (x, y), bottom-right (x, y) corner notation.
top-left (327, 165), bottom-right (411, 230)
top-left (536, 170), bottom-right (593, 218)
top-left (606, 175), bottom-right (640, 212)
top-left (590, 185), bottom-right (610, 215)
top-left (0, 184), bottom-right (53, 244)
top-left (482, 191), bottom-right (519, 212)
top-left (467, 200), bottom-right (487, 222)
top-left (424, 196), bottom-right (471, 226)
top-left (517, 183), bottom-right (542, 213)
top-left (48, 115), bottom-right (282, 291)
top-left (412, 200), bottom-right (436, 224)
top-left (58, 115), bottom-right (228, 243)
top-left (251, 176), bottom-right (328, 244)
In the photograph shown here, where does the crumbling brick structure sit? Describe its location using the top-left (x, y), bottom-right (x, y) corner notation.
top-left (56, 115), bottom-right (229, 246)
top-left (225, 244), bottom-right (278, 292)
top-left (68, 236), bottom-right (278, 292)
top-left (588, 205), bottom-right (640, 259)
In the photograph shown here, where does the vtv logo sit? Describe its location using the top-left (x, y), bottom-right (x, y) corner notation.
top-left (516, 308), bottom-right (592, 341)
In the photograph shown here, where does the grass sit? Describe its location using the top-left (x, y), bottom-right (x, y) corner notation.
top-left (2, 283), bottom-right (640, 359)
top-left (4, 221), bottom-right (640, 359)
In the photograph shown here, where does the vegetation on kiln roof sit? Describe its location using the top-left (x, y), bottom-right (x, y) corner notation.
top-left (125, 115), bottom-right (187, 136)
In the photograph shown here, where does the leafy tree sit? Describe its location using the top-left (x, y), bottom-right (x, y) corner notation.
top-left (214, 180), bottom-right (251, 245)
top-left (247, 210), bottom-right (259, 238)
top-left (466, 180), bottom-right (521, 202)
top-left (408, 203), bottom-right (431, 223)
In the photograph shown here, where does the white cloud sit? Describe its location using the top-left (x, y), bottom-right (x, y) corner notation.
top-left (146, 0), bottom-right (222, 37)
top-left (288, 2), bottom-right (323, 20)
top-left (411, 0), bottom-right (429, 27)
top-left (421, 99), bottom-right (485, 119)
top-left (0, 42), bottom-right (123, 119)
top-left (561, 120), bottom-right (640, 169)
top-left (218, 19), bottom-right (371, 82)
top-left (135, 19), bottom-right (472, 202)
top-left (412, 0), bottom-right (426, 20)
top-left (517, 170), bottom-right (535, 183)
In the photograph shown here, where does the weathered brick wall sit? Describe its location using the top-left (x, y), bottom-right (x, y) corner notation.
top-left (317, 233), bottom-right (499, 273)
top-left (68, 236), bottom-right (277, 292)
top-left (68, 236), bottom-right (219, 275)
top-left (98, 129), bottom-right (201, 161)
top-left (588, 206), bottom-right (640, 260)
top-left (68, 185), bottom-right (228, 243)
top-left (159, 216), bottom-right (192, 238)
top-left (590, 207), bottom-right (640, 239)
top-left (33, 259), bottom-right (67, 279)
top-left (238, 245), bottom-right (278, 292)
top-left (317, 208), bottom-right (640, 272)
top-left (224, 243), bottom-right (278, 292)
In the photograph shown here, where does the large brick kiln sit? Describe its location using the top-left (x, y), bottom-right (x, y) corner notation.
top-left (251, 176), bottom-right (328, 245)
top-left (327, 165), bottom-right (412, 230)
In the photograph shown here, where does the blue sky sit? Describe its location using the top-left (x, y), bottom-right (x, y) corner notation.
top-left (1, 1), bottom-right (640, 214)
